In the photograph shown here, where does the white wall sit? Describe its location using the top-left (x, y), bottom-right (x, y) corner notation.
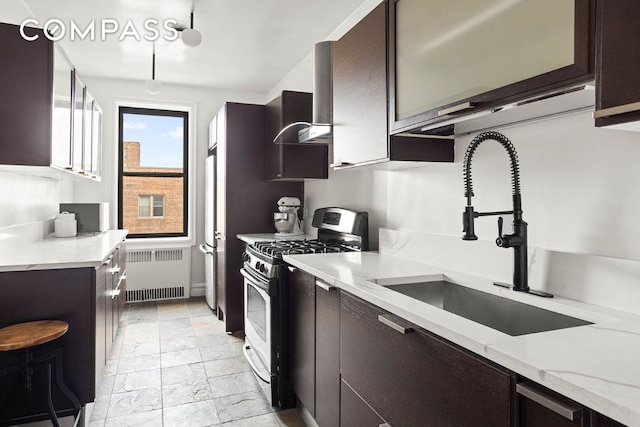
top-left (0, 169), bottom-right (74, 237)
top-left (73, 76), bottom-right (265, 289)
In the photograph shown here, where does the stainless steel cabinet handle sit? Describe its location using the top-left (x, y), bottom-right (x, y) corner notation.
top-left (287, 266), bottom-right (297, 273)
top-left (516, 383), bottom-right (582, 421)
top-left (437, 101), bottom-right (477, 117)
top-left (378, 314), bottom-right (414, 334)
top-left (379, 423), bottom-right (391, 427)
top-left (316, 279), bottom-right (335, 291)
top-left (594, 101), bottom-right (640, 119)
top-left (111, 289), bottom-right (120, 300)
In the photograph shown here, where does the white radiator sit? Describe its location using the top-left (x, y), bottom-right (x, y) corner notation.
top-left (125, 248), bottom-right (191, 302)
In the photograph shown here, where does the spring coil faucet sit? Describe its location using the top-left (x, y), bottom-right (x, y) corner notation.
top-left (462, 131), bottom-right (552, 298)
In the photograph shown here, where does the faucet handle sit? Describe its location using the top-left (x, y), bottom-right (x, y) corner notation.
top-left (496, 217), bottom-right (510, 247)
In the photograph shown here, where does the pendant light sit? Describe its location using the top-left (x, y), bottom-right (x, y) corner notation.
top-left (145, 48), bottom-right (162, 94)
top-left (181, 12), bottom-right (202, 47)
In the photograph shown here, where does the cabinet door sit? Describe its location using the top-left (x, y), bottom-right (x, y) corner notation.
top-left (51, 45), bottom-right (73, 170)
top-left (0, 23), bottom-right (52, 166)
top-left (95, 263), bottom-right (108, 389)
top-left (517, 381), bottom-right (589, 427)
top-left (315, 280), bottom-right (340, 427)
top-left (72, 72), bottom-right (86, 172)
top-left (389, 0), bottom-right (594, 133)
top-left (83, 91), bottom-right (95, 175)
top-left (594, 0), bottom-right (640, 129)
top-left (105, 254), bottom-right (114, 356)
top-left (340, 292), bottom-right (513, 426)
top-left (341, 379), bottom-right (386, 427)
top-left (288, 268), bottom-right (316, 415)
top-left (333, 2), bottom-right (389, 166)
top-left (90, 100), bottom-right (103, 178)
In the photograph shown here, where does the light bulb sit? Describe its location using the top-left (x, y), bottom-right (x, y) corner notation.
top-left (181, 28), bottom-right (202, 47)
top-left (145, 79), bottom-right (162, 94)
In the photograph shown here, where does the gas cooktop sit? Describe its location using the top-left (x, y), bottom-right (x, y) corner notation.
top-left (251, 239), bottom-right (360, 259)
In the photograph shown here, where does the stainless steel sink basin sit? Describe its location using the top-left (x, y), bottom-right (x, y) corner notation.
top-left (383, 280), bottom-right (592, 336)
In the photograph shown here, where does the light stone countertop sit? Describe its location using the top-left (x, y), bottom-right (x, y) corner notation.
top-left (0, 230), bottom-right (128, 272)
top-left (283, 251), bottom-right (640, 427)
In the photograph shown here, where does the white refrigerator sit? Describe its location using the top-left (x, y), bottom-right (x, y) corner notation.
top-left (199, 154), bottom-right (216, 309)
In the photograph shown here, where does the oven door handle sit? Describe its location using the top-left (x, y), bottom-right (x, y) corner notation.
top-left (240, 268), bottom-right (270, 294)
top-left (243, 344), bottom-right (271, 384)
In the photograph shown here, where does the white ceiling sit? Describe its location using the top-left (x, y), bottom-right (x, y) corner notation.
top-left (2, 0), bottom-right (367, 92)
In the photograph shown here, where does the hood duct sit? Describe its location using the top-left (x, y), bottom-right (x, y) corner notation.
top-left (272, 41), bottom-right (334, 144)
top-left (298, 41), bottom-right (333, 143)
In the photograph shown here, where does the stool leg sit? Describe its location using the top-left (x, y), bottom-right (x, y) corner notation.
top-left (50, 348), bottom-right (81, 417)
top-left (44, 362), bottom-right (61, 427)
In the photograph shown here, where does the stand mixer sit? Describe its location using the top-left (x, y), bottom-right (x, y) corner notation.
top-left (274, 197), bottom-right (304, 237)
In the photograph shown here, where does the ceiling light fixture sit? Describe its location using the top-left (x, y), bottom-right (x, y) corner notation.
top-left (144, 49), bottom-right (162, 94)
top-left (180, 12), bottom-right (202, 47)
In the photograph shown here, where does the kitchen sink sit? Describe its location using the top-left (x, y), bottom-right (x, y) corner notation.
top-left (380, 279), bottom-right (592, 336)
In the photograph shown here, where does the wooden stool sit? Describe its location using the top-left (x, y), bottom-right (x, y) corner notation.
top-left (0, 320), bottom-right (81, 427)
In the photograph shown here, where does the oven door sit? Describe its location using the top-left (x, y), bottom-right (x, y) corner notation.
top-left (241, 268), bottom-right (271, 384)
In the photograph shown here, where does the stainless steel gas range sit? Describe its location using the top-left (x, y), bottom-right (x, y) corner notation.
top-left (240, 207), bottom-right (369, 408)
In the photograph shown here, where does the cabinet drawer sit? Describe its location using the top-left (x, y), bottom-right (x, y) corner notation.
top-left (340, 292), bottom-right (513, 426)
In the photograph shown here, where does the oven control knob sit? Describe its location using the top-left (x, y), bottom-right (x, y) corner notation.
top-left (242, 253), bottom-right (249, 262)
top-left (255, 261), bottom-right (261, 270)
top-left (260, 264), bottom-right (267, 273)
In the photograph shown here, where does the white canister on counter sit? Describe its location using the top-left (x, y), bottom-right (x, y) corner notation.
top-left (54, 212), bottom-right (77, 237)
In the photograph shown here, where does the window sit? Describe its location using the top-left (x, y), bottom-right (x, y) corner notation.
top-left (138, 195), bottom-right (164, 218)
top-left (118, 107), bottom-right (188, 238)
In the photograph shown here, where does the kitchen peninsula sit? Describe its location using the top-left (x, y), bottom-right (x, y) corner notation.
top-left (0, 230), bottom-right (127, 424)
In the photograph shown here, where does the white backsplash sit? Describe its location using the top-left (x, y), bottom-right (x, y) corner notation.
top-left (0, 169), bottom-right (73, 246)
top-left (379, 228), bottom-right (640, 316)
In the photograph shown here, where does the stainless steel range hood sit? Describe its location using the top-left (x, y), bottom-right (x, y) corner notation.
top-left (298, 41), bottom-right (333, 143)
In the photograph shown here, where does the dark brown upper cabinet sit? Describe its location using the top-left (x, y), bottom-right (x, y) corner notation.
top-left (265, 91), bottom-right (328, 181)
top-left (0, 22), bottom-right (54, 167)
top-left (332, 1), bottom-right (454, 170)
top-left (0, 22), bottom-right (102, 180)
top-left (388, 0), bottom-right (596, 135)
top-left (594, 0), bottom-right (640, 130)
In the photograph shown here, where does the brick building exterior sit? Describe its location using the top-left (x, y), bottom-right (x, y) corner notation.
top-left (122, 141), bottom-right (184, 234)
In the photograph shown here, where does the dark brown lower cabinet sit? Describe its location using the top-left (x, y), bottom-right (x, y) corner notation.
top-left (314, 279), bottom-right (340, 427)
top-left (517, 381), bottom-right (627, 427)
top-left (340, 378), bottom-right (385, 427)
top-left (288, 268), bottom-right (316, 414)
top-left (340, 291), bottom-right (514, 427)
top-left (288, 269), bottom-right (340, 426)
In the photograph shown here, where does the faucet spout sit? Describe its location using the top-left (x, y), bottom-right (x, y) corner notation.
top-left (461, 131), bottom-right (543, 295)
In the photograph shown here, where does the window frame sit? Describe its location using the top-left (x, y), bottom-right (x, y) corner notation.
top-left (117, 106), bottom-right (188, 239)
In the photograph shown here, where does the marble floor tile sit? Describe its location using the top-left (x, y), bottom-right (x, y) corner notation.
top-left (221, 413), bottom-right (280, 426)
top-left (214, 391), bottom-right (272, 423)
top-left (107, 388), bottom-right (162, 418)
top-left (116, 354), bottom-right (161, 374)
top-left (120, 341), bottom-right (160, 358)
top-left (162, 362), bottom-right (208, 386)
top-left (113, 369), bottom-right (161, 393)
top-left (199, 342), bottom-right (244, 362)
top-left (89, 394), bottom-right (110, 421)
top-left (208, 372), bottom-right (260, 398)
top-left (160, 336), bottom-right (199, 352)
top-left (104, 409), bottom-right (163, 427)
top-left (160, 325), bottom-right (196, 341)
top-left (161, 348), bottom-right (202, 368)
top-left (163, 399), bottom-right (221, 427)
top-left (95, 299), bottom-right (305, 427)
top-left (204, 356), bottom-right (251, 379)
top-left (162, 380), bottom-right (214, 408)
